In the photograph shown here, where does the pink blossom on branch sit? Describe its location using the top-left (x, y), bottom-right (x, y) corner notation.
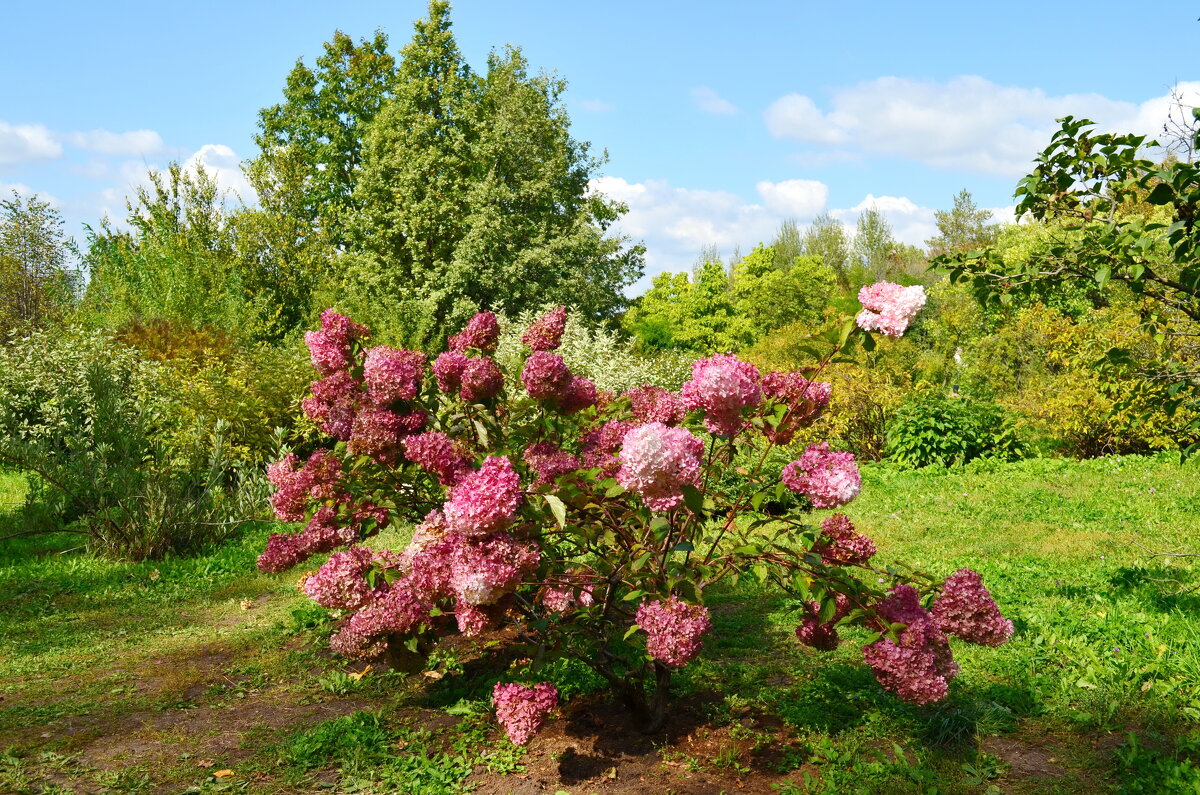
top-left (636, 596), bottom-right (712, 667)
top-left (782, 442), bottom-right (862, 509)
top-left (795, 594), bottom-right (850, 651)
top-left (522, 306), bottom-right (568, 351)
top-left (760, 371), bottom-right (832, 445)
top-left (433, 350), bottom-right (469, 394)
top-left (521, 351), bottom-right (572, 402)
top-left (449, 311), bottom-right (501, 353)
top-left (403, 431), bottom-right (473, 487)
top-left (304, 310), bottom-right (368, 376)
top-left (443, 456), bottom-right (524, 537)
top-left (862, 585), bottom-right (959, 704)
top-left (303, 547), bottom-right (385, 611)
top-left (815, 513), bottom-right (877, 566)
top-left (931, 569), bottom-right (1014, 647)
top-left (363, 346), bottom-right (426, 405)
top-left (580, 419), bottom-right (635, 477)
top-left (681, 354), bottom-right (762, 437)
top-left (493, 682), bottom-right (559, 746)
top-left (524, 442), bottom-right (580, 487)
top-left (617, 422), bottom-right (704, 512)
top-left (328, 579), bottom-right (430, 658)
top-left (459, 356), bottom-right (504, 402)
top-left (855, 282), bottom-right (926, 338)
top-left (624, 385), bottom-right (685, 426)
top-left (558, 375), bottom-right (598, 414)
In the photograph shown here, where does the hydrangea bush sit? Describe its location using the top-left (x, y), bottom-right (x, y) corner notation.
top-left (260, 287), bottom-right (1013, 741)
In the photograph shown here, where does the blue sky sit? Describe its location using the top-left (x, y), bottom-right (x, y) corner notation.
top-left (2, 1), bottom-right (1197, 288)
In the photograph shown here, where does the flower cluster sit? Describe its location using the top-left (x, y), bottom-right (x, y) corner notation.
top-left (449, 311), bottom-right (500, 353)
top-left (541, 576), bottom-right (596, 613)
top-left (580, 419), bottom-right (635, 476)
top-left (782, 443), bottom-right (861, 509)
top-left (681, 354), bottom-right (762, 437)
top-left (304, 309), bottom-right (368, 376)
top-left (258, 506), bottom-right (358, 573)
top-left (433, 350), bottom-right (469, 393)
top-left (522, 351), bottom-right (572, 402)
top-left (522, 306), bottom-right (568, 351)
top-left (267, 451), bottom-right (343, 522)
top-left (856, 282), bottom-right (927, 338)
top-left (617, 422), bottom-right (704, 512)
top-left (403, 431), bottom-right (472, 487)
top-left (329, 581), bottom-right (429, 658)
top-left (302, 370), bottom-right (359, 441)
top-left (862, 585), bottom-right (960, 705)
top-left (636, 596), bottom-right (712, 668)
top-left (442, 456), bottom-right (523, 536)
top-left (363, 346), bottom-right (425, 405)
top-left (815, 513), bottom-right (876, 566)
top-left (795, 594), bottom-right (850, 651)
top-left (760, 371), bottom-right (832, 445)
top-left (932, 569), bottom-right (1015, 647)
top-left (461, 356), bottom-right (504, 402)
top-left (303, 547), bottom-right (385, 611)
top-left (624, 384), bottom-right (685, 426)
top-left (492, 682), bottom-right (559, 746)
top-left (524, 442), bottom-right (580, 487)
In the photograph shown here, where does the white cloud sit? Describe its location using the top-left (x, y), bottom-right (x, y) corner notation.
top-left (691, 87), bottom-right (739, 115)
top-left (183, 144), bottom-right (256, 202)
top-left (831, 194), bottom-right (938, 247)
top-left (755, 179), bottom-right (828, 217)
top-left (578, 99), bottom-right (616, 113)
top-left (67, 128), bottom-right (164, 156)
top-left (764, 78), bottom-right (1200, 177)
top-left (0, 122), bottom-right (62, 166)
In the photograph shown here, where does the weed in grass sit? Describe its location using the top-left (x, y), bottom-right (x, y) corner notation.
top-left (1114, 732), bottom-right (1200, 794)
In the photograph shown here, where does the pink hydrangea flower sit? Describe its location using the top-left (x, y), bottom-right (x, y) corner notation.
top-left (932, 569), bottom-right (1014, 647)
top-left (267, 450), bottom-right (343, 522)
top-left (448, 533), bottom-right (540, 605)
top-left (580, 419), bottom-right (636, 476)
top-left (617, 422), bottom-right (704, 512)
top-left (348, 407), bottom-right (410, 465)
top-left (303, 370), bottom-right (360, 441)
top-left (403, 431), bottom-right (472, 487)
top-left (521, 351), bottom-right (572, 402)
top-left (862, 585), bottom-right (959, 705)
top-left (522, 306), bottom-right (568, 351)
top-left (449, 311), bottom-right (501, 353)
top-left (256, 506), bottom-right (356, 573)
top-left (455, 599), bottom-right (493, 636)
top-left (681, 354), bottom-right (762, 437)
top-left (493, 682), bottom-right (558, 746)
top-left (636, 596), bottom-right (712, 667)
top-left (558, 375), bottom-right (598, 414)
top-left (363, 346), bottom-right (425, 405)
top-left (460, 356), bottom-right (504, 402)
top-left (328, 579), bottom-right (429, 658)
top-left (397, 511), bottom-right (448, 572)
top-left (815, 514), bottom-right (877, 566)
top-left (624, 385), bottom-right (685, 426)
top-left (795, 594), bottom-right (850, 651)
top-left (760, 371), bottom-right (832, 445)
top-left (856, 282), bottom-right (926, 337)
top-left (541, 581), bottom-right (595, 614)
top-left (782, 443), bottom-right (861, 509)
top-left (443, 456), bottom-right (524, 537)
top-left (433, 350), bottom-right (469, 394)
top-left (303, 547), bottom-right (384, 611)
top-left (524, 442), bottom-right (580, 487)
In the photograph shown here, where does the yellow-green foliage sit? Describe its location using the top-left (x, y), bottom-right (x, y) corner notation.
top-left (967, 304), bottom-right (1197, 457)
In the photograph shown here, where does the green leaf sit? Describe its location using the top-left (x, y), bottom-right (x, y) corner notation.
top-left (1145, 182), bottom-right (1174, 205)
top-left (542, 494), bottom-right (567, 528)
top-left (604, 483), bottom-right (626, 498)
top-left (623, 624), bottom-right (642, 641)
top-left (681, 484), bottom-right (705, 515)
top-left (623, 589), bottom-right (646, 602)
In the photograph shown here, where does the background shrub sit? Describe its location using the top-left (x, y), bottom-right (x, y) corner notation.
top-left (885, 392), bottom-right (1026, 468)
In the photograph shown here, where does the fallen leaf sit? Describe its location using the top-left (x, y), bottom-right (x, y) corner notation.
top-left (422, 669), bottom-right (444, 680)
top-left (240, 599), bottom-right (253, 610)
top-left (196, 760), bottom-right (214, 768)
top-left (349, 665), bottom-right (372, 681)
top-left (149, 569), bottom-right (160, 581)
top-left (214, 769), bottom-right (234, 778)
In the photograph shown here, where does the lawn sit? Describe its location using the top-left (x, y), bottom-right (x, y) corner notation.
top-left (1, 455), bottom-right (1199, 794)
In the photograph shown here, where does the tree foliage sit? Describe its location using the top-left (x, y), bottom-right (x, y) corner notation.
top-left (0, 192), bottom-right (77, 334)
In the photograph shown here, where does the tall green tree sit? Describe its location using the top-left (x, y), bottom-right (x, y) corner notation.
top-left (853, 205), bottom-right (897, 282)
top-left (345, 2), bottom-right (642, 346)
top-left (0, 192), bottom-right (77, 333)
top-left (926, 189), bottom-right (998, 257)
top-left (802, 212), bottom-right (850, 290)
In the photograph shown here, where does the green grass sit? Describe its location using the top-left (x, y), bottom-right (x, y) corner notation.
top-left (1, 455), bottom-right (1199, 792)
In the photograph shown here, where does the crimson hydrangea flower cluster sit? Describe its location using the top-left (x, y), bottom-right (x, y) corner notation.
top-left (617, 422), bottom-right (704, 512)
top-left (782, 442), bottom-right (862, 508)
top-left (524, 442), bottom-right (581, 487)
top-left (760, 371), bottom-right (832, 444)
top-left (624, 384), bottom-right (685, 425)
top-left (521, 306), bottom-right (568, 351)
top-left (681, 354), bottom-right (762, 437)
top-left (862, 585), bottom-right (960, 704)
top-left (856, 282), bottom-right (927, 337)
top-left (449, 311), bottom-right (501, 353)
top-left (815, 513), bottom-right (877, 566)
top-left (492, 682), bottom-right (559, 746)
top-left (932, 569), bottom-right (1015, 647)
top-left (403, 431), bottom-right (472, 487)
top-left (636, 596), bottom-right (712, 667)
top-left (443, 456), bottom-right (523, 536)
top-left (795, 594), bottom-right (851, 651)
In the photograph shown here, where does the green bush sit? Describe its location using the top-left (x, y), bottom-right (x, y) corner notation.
top-left (0, 328), bottom-right (268, 559)
top-left (885, 392), bottom-right (1026, 468)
